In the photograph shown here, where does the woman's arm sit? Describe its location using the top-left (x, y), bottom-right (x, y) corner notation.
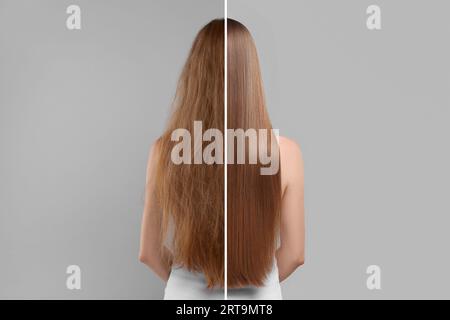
top-left (276, 137), bottom-right (305, 282)
top-left (139, 143), bottom-right (172, 281)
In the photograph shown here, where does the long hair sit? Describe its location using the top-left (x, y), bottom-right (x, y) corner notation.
top-left (227, 19), bottom-right (282, 288)
top-left (155, 19), bottom-right (224, 287)
top-left (154, 18), bottom-right (281, 289)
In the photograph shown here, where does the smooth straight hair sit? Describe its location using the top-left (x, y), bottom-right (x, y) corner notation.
top-left (154, 18), bottom-right (281, 288)
top-left (227, 19), bottom-right (281, 288)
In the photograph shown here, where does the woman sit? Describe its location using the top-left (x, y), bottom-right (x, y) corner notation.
top-left (139, 18), bottom-right (304, 300)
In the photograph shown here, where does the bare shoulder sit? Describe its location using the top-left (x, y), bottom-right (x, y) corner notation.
top-left (278, 136), bottom-right (303, 193)
top-left (278, 136), bottom-right (303, 164)
top-left (146, 138), bottom-right (162, 179)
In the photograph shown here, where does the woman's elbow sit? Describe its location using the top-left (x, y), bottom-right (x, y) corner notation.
top-left (139, 250), bottom-right (161, 269)
top-left (139, 252), bottom-right (150, 265)
top-left (294, 253), bottom-right (305, 267)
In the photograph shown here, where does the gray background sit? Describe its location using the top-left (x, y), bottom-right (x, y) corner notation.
top-left (0, 0), bottom-right (222, 299)
top-left (1, 0), bottom-right (449, 300)
top-left (230, 0), bottom-right (450, 299)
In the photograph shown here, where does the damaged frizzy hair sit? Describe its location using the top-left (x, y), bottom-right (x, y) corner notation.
top-left (154, 18), bottom-right (281, 288)
top-left (155, 19), bottom-right (225, 288)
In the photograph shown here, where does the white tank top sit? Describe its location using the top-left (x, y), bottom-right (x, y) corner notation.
top-left (163, 259), bottom-right (282, 300)
top-left (163, 217), bottom-right (282, 299)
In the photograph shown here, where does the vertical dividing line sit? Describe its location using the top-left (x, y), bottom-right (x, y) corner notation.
top-left (224, 0), bottom-right (228, 301)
